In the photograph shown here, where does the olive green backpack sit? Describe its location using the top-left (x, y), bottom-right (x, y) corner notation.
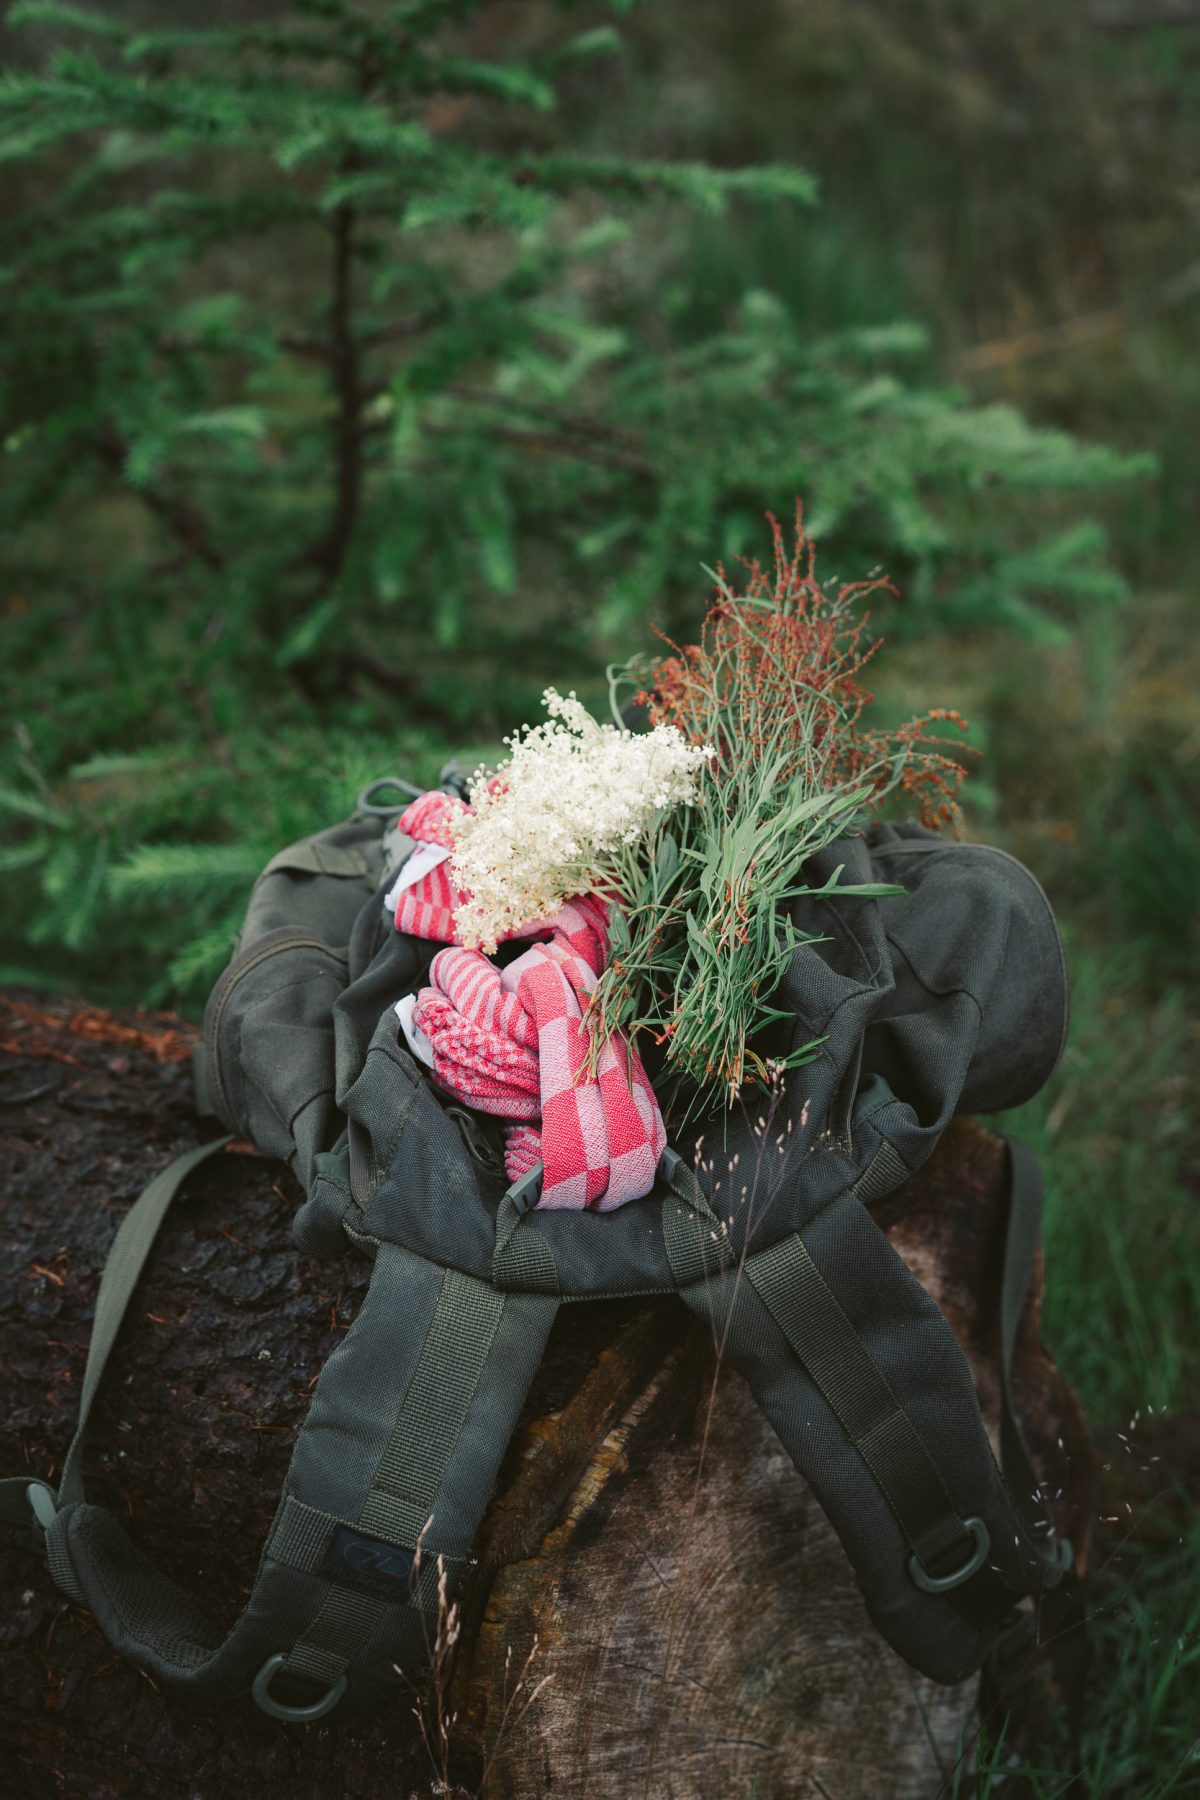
top-left (3, 774), bottom-right (1085, 1727)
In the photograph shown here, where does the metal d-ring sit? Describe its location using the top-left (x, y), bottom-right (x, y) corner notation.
top-left (251, 1652), bottom-right (349, 1723)
top-left (907, 1517), bottom-right (991, 1594)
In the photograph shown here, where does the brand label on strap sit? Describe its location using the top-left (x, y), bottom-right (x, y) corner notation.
top-left (322, 1526), bottom-right (416, 1602)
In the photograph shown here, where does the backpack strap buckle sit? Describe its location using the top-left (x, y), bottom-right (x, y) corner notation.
top-left (506, 1162), bottom-right (544, 1217)
top-left (26, 1481), bottom-right (58, 1533)
top-left (658, 1145), bottom-right (684, 1187)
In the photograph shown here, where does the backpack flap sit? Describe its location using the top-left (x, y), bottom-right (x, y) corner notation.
top-left (240, 818), bottom-right (390, 946)
top-left (856, 825), bottom-right (1070, 1167)
top-left (757, 824), bottom-right (1069, 1218)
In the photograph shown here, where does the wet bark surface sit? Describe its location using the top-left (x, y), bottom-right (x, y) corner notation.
top-left (0, 994), bottom-right (1093, 1800)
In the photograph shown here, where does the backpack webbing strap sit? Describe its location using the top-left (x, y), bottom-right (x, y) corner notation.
top-left (1000, 1143), bottom-right (1041, 1425)
top-left (998, 1138), bottom-right (1081, 1581)
top-left (0, 1140), bottom-right (236, 1585)
top-left (2, 1134), bottom-right (234, 1608)
top-left (264, 1264), bottom-right (522, 1700)
top-left (6, 1141), bottom-right (558, 1720)
top-left (38, 1134), bottom-right (235, 1516)
top-left (982, 1137), bottom-right (1088, 1748)
top-left (744, 1232), bottom-right (1019, 1631)
top-left (493, 1191), bottom-right (560, 1292)
top-left (682, 1178), bottom-right (1071, 1686)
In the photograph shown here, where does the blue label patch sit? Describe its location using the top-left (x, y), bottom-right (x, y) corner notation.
top-left (322, 1526), bottom-right (417, 1602)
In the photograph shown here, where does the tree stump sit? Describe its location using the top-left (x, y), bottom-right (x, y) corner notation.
top-left (0, 993), bottom-right (1093, 1800)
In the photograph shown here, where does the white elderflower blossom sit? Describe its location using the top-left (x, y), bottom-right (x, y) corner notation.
top-left (449, 688), bottom-right (712, 952)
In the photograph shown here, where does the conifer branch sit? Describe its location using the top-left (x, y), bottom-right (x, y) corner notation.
top-left (277, 331), bottom-right (332, 360)
top-left (0, 0), bottom-right (1152, 1010)
top-left (98, 428), bottom-right (226, 573)
top-left (423, 416), bottom-right (652, 476)
top-left (445, 384), bottom-right (643, 449)
top-left (362, 305), bottom-right (448, 348)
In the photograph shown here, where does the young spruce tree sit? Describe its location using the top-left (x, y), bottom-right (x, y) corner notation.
top-left (0, 0), bottom-right (1147, 1003)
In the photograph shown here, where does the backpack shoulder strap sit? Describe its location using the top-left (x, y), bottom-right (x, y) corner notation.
top-left (4, 1142), bottom-right (557, 1720)
top-left (985, 1137), bottom-right (1088, 1742)
top-left (674, 1144), bottom-right (1080, 1689)
top-left (1, 1135), bottom-right (233, 1591)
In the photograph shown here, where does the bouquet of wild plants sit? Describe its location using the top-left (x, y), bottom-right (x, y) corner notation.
top-left (436, 507), bottom-right (972, 1134)
top-left (586, 506), bottom-right (974, 1127)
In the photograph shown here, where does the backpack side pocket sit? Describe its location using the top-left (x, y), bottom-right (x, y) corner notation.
top-left (203, 928), bottom-right (349, 1185)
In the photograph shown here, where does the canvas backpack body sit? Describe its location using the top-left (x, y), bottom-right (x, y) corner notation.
top-left (3, 778), bottom-right (1084, 1725)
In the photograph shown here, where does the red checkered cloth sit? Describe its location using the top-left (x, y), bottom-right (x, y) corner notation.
top-left (394, 795), bottom-right (665, 1211)
top-left (389, 791), bottom-right (473, 943)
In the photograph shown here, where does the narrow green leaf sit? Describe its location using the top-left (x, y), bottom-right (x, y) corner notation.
top-left (433, 55), bottom-right (555, 113)
top-left (0, 787), bottom-right (67, 828)
top-left (655, 832), bottom-right (679, 891)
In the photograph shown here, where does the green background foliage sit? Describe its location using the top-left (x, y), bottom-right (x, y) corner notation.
top-left (2, 2), bottom-right (1197, 1791)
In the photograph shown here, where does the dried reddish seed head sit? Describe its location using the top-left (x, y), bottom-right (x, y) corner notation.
top-left (640, 501), bottom-right (973, 823)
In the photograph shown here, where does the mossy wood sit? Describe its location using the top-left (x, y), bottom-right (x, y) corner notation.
top-left (0, 994), bottom-right (1092, 1800)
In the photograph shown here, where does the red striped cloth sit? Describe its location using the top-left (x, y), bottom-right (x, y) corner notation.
top-left (394, 795), bottom-right (665, 1211)
top-left (390, 791), bottom-right (472, 943)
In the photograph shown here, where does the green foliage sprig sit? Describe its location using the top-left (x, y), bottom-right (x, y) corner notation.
top-left (588, 510), bottom-right (974, 1126)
